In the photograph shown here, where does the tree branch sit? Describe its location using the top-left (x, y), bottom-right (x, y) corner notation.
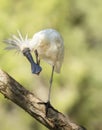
top-left (0, 69), bottom-right (86, 130)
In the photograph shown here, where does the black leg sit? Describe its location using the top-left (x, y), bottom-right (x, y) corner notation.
top-left (34, 50), bottom-right (40, 65)
top-left (38, 66), bottom-right (54, 116)
top-left (48, 66), bottom-right (54, 103)
top-left (46, 66), bottom-right (54, 115)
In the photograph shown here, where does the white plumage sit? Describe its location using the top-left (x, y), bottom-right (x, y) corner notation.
top-left (31, 29), bottom-right (64, 73)
top-left (5, 28), bottom-right (64, 104)
top-left (5, 29), bottom-right (64, 73)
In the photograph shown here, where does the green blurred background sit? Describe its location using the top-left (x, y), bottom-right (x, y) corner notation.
top-left (0, 0), bottom-right (102, 130)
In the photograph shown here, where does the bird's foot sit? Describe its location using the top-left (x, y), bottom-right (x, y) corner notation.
top-left (38, 101), bottom-right (52, 117)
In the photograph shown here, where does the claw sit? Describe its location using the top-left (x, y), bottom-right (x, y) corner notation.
top-left (38, 101), bottom-right (52, 117)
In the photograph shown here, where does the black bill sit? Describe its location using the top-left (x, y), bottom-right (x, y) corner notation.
top-left (23, 48), bottom-right (42, 75)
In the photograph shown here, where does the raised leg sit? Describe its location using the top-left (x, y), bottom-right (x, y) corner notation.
top-left (34, 49), bottom-right (40, 65)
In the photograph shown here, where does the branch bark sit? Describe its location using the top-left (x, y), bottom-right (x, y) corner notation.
top-left (0, 69), bottom-right (86, 130)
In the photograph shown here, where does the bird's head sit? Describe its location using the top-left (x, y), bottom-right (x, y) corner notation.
top-left (4, 30), bottom-right (42, 75)
top-left (4, 30), bottom-right (32, 52)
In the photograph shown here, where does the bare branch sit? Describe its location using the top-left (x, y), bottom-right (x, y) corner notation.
top-left (0, 69), bottom-right (86, 130)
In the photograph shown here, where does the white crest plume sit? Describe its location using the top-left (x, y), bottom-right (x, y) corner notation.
top-left (4, 30), bottom-right (28, 52)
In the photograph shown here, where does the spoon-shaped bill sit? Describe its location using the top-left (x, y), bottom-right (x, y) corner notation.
top-left (23, 48), bottom-right (42, 74)
top-left (31, 62), bottom-right (42, 75)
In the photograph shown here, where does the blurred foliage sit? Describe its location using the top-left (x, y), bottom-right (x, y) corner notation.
top-left (0, 0), bottom-right (102, 130)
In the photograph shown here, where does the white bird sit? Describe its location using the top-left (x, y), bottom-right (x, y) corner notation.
top-left (4, 28), bottom-right (64, 109)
